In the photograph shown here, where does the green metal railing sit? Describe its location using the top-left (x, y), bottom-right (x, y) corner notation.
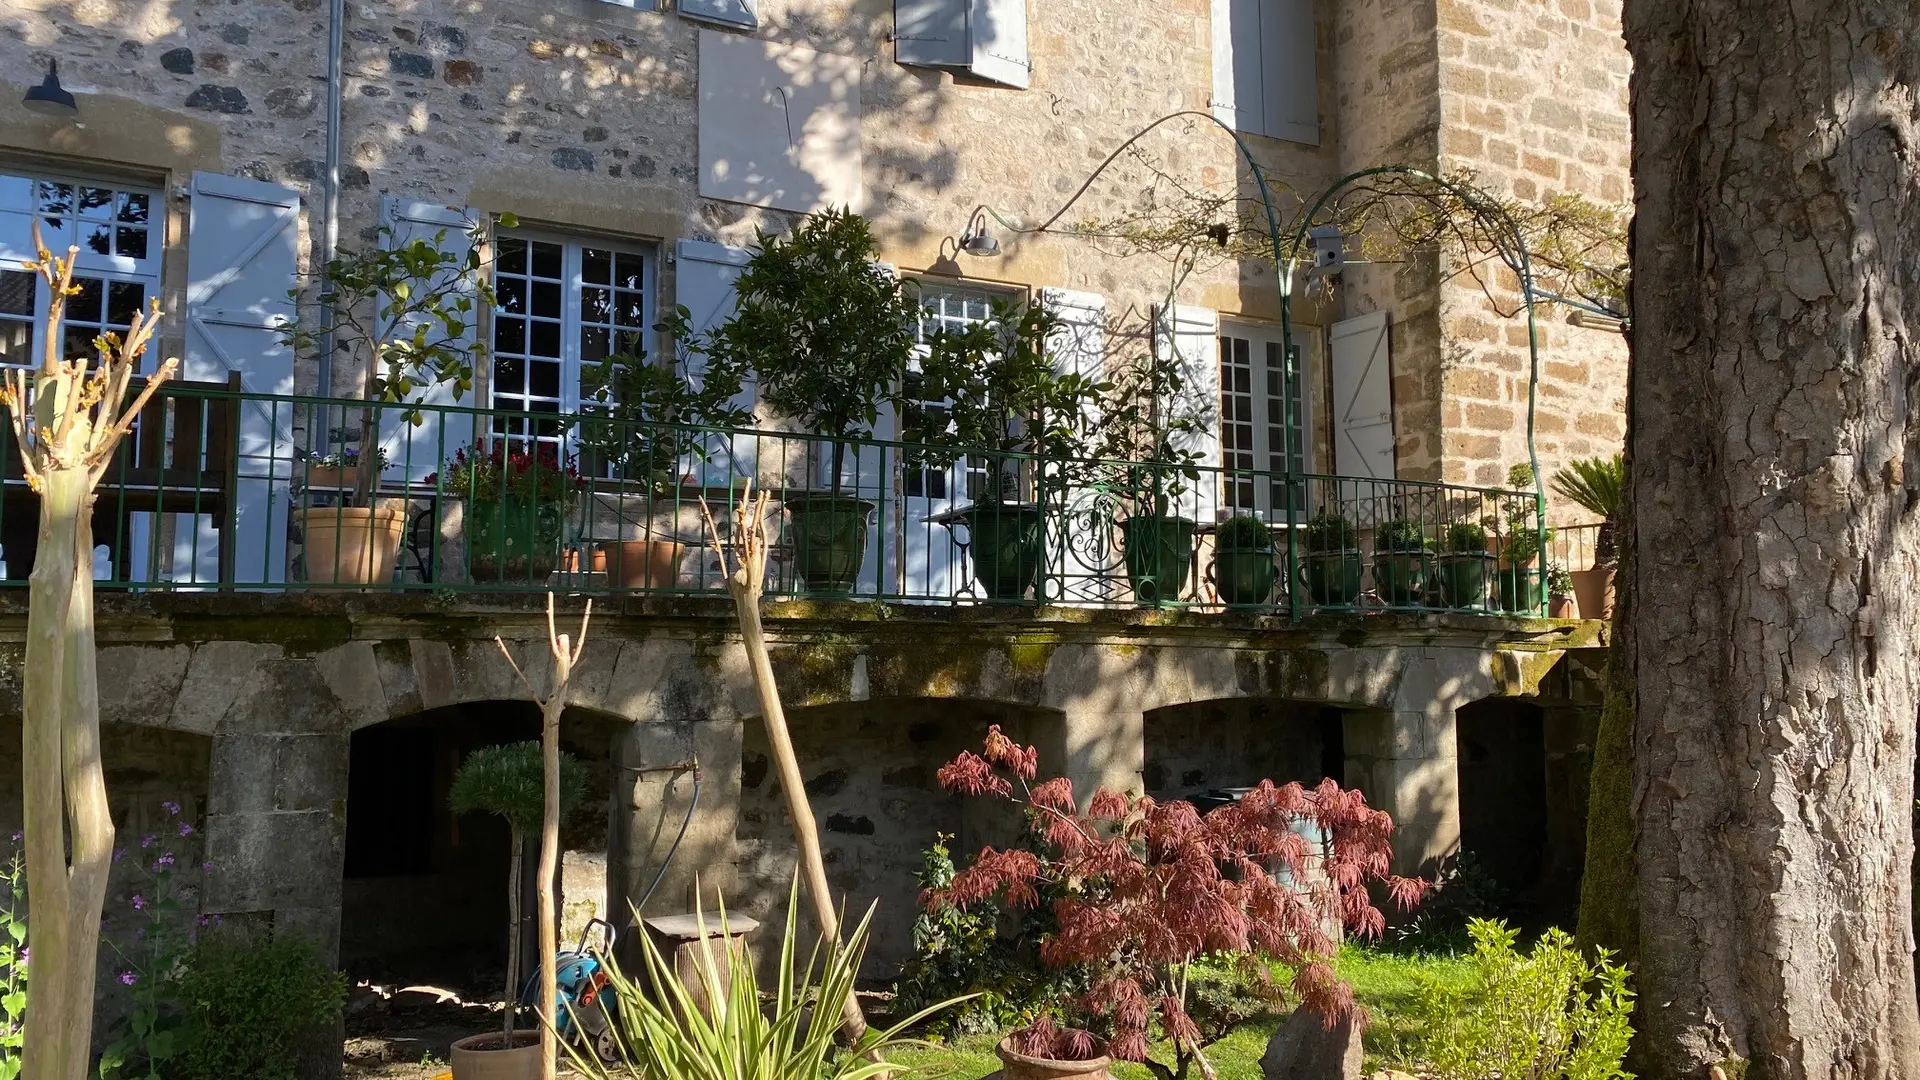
top-left (0, 386), bottom-right (1562, 616)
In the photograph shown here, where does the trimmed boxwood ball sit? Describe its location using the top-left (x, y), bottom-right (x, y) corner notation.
top-left (449, 741), bottom-right (587, 834)
top-left (1215, 514), bottom-right (1273, 550)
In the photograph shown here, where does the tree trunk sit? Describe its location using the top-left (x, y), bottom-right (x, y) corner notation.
top-left (536, 640), bottom-right (568, 1080)
top-left (505, 830), bottom-right (523, 1045)
top-left (1623, 1), bottom-right (1920, 1075)
top-left (22, 464), bottom-right (116, 1080)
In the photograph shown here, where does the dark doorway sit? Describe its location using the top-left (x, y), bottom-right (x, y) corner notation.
top-left (1456, 698), bottom-right (1550, 906)
top-left (1142, 698), bottom-right (1345, 802)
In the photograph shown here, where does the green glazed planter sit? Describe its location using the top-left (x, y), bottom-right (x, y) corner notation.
top-left (1121, 515), bottom-right (1195, 605)
top-left (1214, 547), bottom-right (1278, 606)
top-left (467, 497), bottom-right (564, 582)
top-left (786, 495), bottom-right (875, 596)
top-left (1373, 551), bottom-right (1433, 607)
top-left (1437, 552), bottom-right (1494, 609)
top-left (1300, 550), bottom-right (1362, 606)
top-left (965, 504), bottom-right (1043, 601)
top-left (1497, 566), bottom-right (1542, 613)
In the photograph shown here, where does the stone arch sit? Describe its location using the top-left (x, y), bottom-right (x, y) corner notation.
top-left (1140, 697), bottom-right (1348, 802)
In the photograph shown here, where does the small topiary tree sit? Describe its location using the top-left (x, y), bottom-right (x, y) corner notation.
top-left (449, 742), bottom-right (587, 1050)
top-left (934, 727), bottom-right (1425, 1080)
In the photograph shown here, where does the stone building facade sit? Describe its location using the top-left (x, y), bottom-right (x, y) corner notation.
top-left (0, 0), bottom-right (1631, 1040)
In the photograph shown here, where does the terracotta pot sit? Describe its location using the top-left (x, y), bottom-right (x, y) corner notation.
top-left (995, 1037), bottom-right (1115, 1080)
top-left (450, 1031), bottom-right (542, 1080)
top-left (1550, 594), bottom-right (1578, 619)
top-left (604, 539), bottom-right (682, 590)
top-left (1569, 566), bottom-right (1616, 621)
top-left (304, 464), bottom-right (361, 490)
top-left (295, 505), bottom-right (406, 585)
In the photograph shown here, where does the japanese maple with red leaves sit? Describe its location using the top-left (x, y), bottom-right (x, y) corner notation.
top-left (932, 726), bottom-right (1426, 1080)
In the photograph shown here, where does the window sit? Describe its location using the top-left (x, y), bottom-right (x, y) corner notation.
top-left (906, 282), bottom-right (1010, 501)
top-left (1210, 0), bottom-right (1319, 145)
top-left (0, 171), bottom-right (161, 370)
top-left (1219, 323), bottom-right (1311, 515)
top-left (489, 233), bottom-right (652, 451)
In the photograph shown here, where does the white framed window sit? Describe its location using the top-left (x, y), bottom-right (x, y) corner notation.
top-left (1218, 321), bottom-right (1315, 515)
top-left (489, 232), bottom-right (653, 450)
top-left (905, 281), bottom-right (1020, 501)
top-left (0, 170), bottom-right (161, 371)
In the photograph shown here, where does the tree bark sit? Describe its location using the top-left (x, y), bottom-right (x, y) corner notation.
top-left (536, 636), bottom-right (568, 1080)
top-left (1623, 1), bottom-right (1920, 1076)
top-left (505, 830), bottom-right (523, 1046)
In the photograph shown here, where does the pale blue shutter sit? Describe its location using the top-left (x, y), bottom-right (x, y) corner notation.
top-left (182, 171), bottom-right (301, 585)
top-left (376, 198), bottom-right (480, 483)
top-left (895, 0), bottom-right (1027, 87)
top-left (895, 0), bottom-right (967, 67)
top-left (1155, 303), bottom-right (1220, 523)
top-left (675, 239), bottom-right (755, 486)
top-left (681, 0), bottom-right (756, 29)
top-left (1261, 0), bottom-right (1319, 145)
top-left (1211, 0), bottom-right (1263, 133)
top-left (969, 0), bottom-right (1029, 88)
top-left (1330, 311), bottom-right (1393, 479)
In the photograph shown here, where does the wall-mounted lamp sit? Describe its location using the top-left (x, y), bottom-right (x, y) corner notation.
top-left (958, 208), bottom-right (1001, 258)
top-left (23, 61), bottom-right (78, 116)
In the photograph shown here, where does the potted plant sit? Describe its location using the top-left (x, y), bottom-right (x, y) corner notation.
top-left (300, 445), bottom-right (389, 492)
top-left (1085, 345), bottom-right (1213, 606)
top-left (439, 443), bottom-right (585, 583)
top-left (1437, 520), bottom-right (1494, 609)
top-left (1211, 514), bottom-right (1277, 606)
top-left (1299, 510), bottom-right (1361, 606)
top-left (672, 209), bottom-right (919, 596)
top-left (1548, 562), bottom-right (1578, 618)
top-left (572, 351), bottom-right (752, 590)
top-left (1495, 464), bottom-right (1552, 614)
top-left (1551, 454), bottom-right (1623, 620)
top-left (1372, 519), bottom-right (1433, 606)
top-left (281, 213), bottom-right (511, 584)
top-left (911, 301), bottom-right (1101, 600)
top-left (447, 742), bottom-right (586, 1080)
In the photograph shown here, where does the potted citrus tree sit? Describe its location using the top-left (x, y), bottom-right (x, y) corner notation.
top-left (446, 741), bottom-right (586, 1080)
top-left (1299, 510), bottom-right (1361, 606)
top-left (1437, 520), bottom-right (1493, 609)
top-left (1211, 514), bottom-right (1277, 606)
top-left (1550, 454), bottom-right (1623, 619)
top-left (671, 209), bottom-right (918, 596)
top-left (1086, 346), bottom-right (1212, 606)
top-left (281, 213), bottom-right (511, 584)
top-left (910, 301), bottom-right (1101, 600)
top-left (572, 351), bottom-right (752, 589)
top-left (1372, 519), bottom-right (1433, 607)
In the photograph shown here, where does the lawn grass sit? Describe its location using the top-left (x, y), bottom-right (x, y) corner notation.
top-left (888, 944), bottom-right (1476, 1079)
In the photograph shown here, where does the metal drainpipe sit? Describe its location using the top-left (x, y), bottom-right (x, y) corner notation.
top-left (314, 0), bottom-right (345, 417)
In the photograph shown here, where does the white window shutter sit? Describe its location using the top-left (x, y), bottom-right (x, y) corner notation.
top-left (895, 0), bottom-right (968, 68)
top-left (1260, 0), bottom-right (1318, 144)
top-left (375, 198), bottom-right (480, 482)
top-left (1154, 303), bottom-right (1220, 521)
top-left (674, 238), bottom-right (756, 487)
top-left (183, 170), bottom-right (301, 585)
top-left (1330, 310), bottom-right (1394, 479)
top-left (1211, 0), bottom-right (1262, 134)
top-left (681, 0), bottom-right (756, 29)
top-left (969, 0), bottom-right (1029, 88)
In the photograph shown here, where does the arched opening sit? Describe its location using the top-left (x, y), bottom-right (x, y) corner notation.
top-left (339, 702), bottom-right (620, 993)
top-left (731, 698), bottom-right (1063, 973)
top-left (1455, 696), bottom-right (1555, 919)
top-left (1141, 698), bottom-right (1346, 802)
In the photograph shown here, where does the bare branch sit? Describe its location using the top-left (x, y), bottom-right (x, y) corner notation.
top-left (493, 636), bottom-right (539, 701)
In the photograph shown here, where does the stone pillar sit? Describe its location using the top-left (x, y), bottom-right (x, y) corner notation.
top-left (1343, 699), bottom-right (1462, 877)
top-left (1539, 703), bottom-right (1601, 916)
top-left (1060, 703), bottom-right (1144, 804)
top-left (608, 718), bottom-right (743, 954)
top-left (202, 728), bottom-right (351, 956)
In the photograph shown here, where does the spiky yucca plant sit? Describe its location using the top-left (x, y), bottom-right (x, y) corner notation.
top-left (1549, 455), bottom-right (1624, 567)
top-left (565, 886), bottom-right (961, 1080)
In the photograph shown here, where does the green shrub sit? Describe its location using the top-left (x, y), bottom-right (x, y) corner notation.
top-left (1303, 512), bottom-right (1357, 552)
top-left (173, 932), bottom-right (346, 1080)
top-left (1396, 920), bottom-right (1633, 1080)
top-left (1375, 519), bottom-right (1432, 553)
top-left (1446, 521), bottom-right (1489, 554)
top-left (1214, 515), bottom-right (1272, 551)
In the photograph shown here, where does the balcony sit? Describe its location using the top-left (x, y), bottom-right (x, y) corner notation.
top-left (0, 384), bottom-right (1578, 618)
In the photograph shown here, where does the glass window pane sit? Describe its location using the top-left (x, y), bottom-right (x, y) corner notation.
top-left (36, 181), bottom-right (73, 219)
top-left (613, 330), bottom-right (644, 356)
top-left (497, 238), bottom-right (527, 275)
top-left (117, 192), bottom-right (150, 225)
top-left (116, 226), bottom-right (148, 260)
top-left (494, 316), bottom-right (525, 355)
top-left (497, 278), bottom-right (526, 315)
top-left (616, 291), bottom-right (646, 328)
top-left (64, 326), bottom-right (95, 362)
top-left (0, 270), bottom-right (31, 316)
top-left (78, 187), bottom-right (114, 217)
top-left (493, 355), bottom-right (525, 394)
top-left (70, 277), bottom-right (104, 322)
top-left (580, 326), bottom-right (609, 362)
top-left (614, 253), bottom-right (644, 290)
top-left (582, 248), bottom-right (611, 284)
top-left (530, 361), bottom-right (560, 397)
top-left (530, 242), bottom-right (562, 279)
top-left (531, 281), bottom-right (561, 317)
top-left (0, 316), bottom-right (31, 368)
top-left (528, 319), bottom-right (560, 358)
top-left (108, 281), bottom-right (144, 326)
top-left (83, 222), bottom-right (111, 256)
top-left (581, 287), bottom-right (610, 324)
top-left (0, 175), bottom-right (32, 212)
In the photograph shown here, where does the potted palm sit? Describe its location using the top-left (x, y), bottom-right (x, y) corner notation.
top-left (1437, 520), bottom-right (1493, 609)
top-left (281, 213), bottom-right (510, 584)
top-left (439, 443), bottom-right (585, 583)
top-left (572, 352), bottom-right (752, 589)
top-left (1372, 519), bottom-right (1433, 607)
top-left (1299, 511), bottom-right (1361, 606)
top-left (911, 302), bottom-right (1101, 600)
top-left (446, 742), bottom-right (586, 1080)
top-left (672, 209), bottom-right (918, 596)
top-left (1211, 514), bottom-right (1277, 606)
top-left (1551, 454), bottom-right (1623, 620)
top-left (1086, 346), bottom-right (1213, 606)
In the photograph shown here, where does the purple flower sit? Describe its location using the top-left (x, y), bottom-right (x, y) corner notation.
top-left (139, 834), bottom-right (157, 851)
top-left (7, 832), bottom-right (19, 844)
top-left (153, 854), bottom-right (175, 871)
top-left (118, 970), bottom-right (136, 986)
top-left (134, 927), bottom-right (145, 942)
top-left (200, 861), bottom-right (213, 874)
top-left (178, 822), bottom-right (194, 838)
top-left (161, 801), bottom-right (180, 817)
top-left (130, 894), bottom-right (147, 911)
top-left (112, 848), bottom-right (125, 863)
